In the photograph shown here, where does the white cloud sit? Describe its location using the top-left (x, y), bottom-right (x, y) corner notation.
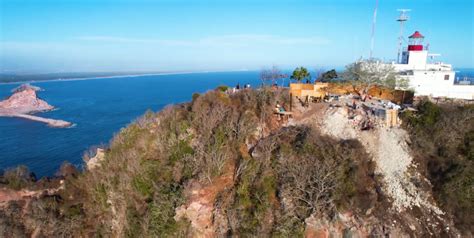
top-left (76, 34), bottom-right (330, 47)
top-left (75, 36), bottom-right (192, 46)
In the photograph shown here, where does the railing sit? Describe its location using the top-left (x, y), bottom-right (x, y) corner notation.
top-left (455, 77), bottom-right (474, 85)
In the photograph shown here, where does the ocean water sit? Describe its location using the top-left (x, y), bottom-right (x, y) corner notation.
top-left (455, 68), bottom-right (474, 84)
top-left (0, 71), bottom-right (262, 177)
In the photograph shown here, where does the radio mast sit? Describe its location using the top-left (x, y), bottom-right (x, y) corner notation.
top-left (396, 9), bottom-right (411, 63)
top-left (369, 0), bottom-right (379, 59)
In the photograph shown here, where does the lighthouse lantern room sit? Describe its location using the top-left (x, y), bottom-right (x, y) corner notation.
top-left (407, 31), bottom-right (424, 51)
top-left (400, 30), bottom-right (428, 68)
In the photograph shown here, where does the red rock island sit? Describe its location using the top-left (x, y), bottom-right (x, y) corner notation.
top-left (0, 84), bottom-right (72, 128)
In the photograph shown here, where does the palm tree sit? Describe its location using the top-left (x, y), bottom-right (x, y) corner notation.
top-left (290, 67), bottom-right (311, 83)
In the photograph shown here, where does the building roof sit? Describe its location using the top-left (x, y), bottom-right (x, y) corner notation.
top-left (409, 31), bottom-right (424, 39)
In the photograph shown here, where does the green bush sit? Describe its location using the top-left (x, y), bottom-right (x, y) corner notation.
top-left (1, 165), bottom-right (36, 190)
top-left (169, 140), bottom-right (194, 164)
top-left (192, 92), bottom-right (200, 102)
top-left (216, 85), bottom-right (229, 92)
top-left (231, 157), bottom-right (276, 235)
top-left (401, 100), bottom-right (440, 130)
top-left (132, 176), bottom-right (153, 198)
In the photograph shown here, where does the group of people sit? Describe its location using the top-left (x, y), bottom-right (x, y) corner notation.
top-left (231, 83), bottom-right (251, 93)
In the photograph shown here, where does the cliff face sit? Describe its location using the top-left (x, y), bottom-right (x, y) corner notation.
top-left (0, 84), bottom-right (53, 114)
top-left (0, 88), bottom-right (472, 237)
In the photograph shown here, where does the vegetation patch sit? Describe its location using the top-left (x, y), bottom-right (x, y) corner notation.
top-left (402, 101), bottom-right (474, 232)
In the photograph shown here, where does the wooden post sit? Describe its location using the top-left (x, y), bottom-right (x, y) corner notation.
top-left (290, 93), bottom-right (293, 112)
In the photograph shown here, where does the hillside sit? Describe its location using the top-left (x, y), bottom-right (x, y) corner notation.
top-left (0, 87), bottom-right (472, 237)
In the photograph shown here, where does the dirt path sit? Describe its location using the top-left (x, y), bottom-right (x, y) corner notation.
top-left (0, 184), bottom-right (64, 208)
top-left (0, 188), bottom-right (34, 206)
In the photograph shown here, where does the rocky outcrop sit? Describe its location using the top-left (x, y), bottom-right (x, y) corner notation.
top-left (86, 148), bottom-right (106, 170)
top-left (0, 84), bottom-right (53, 114)
top-left (0, 84), bottom-right (71, 127)
top-left (174, 164), bottom-right (235, 237)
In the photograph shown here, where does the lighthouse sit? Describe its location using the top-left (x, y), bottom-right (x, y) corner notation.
top-left (390, 29), bottom-right (474, 100)
top-left (400, 31), bottom-right (428, 69)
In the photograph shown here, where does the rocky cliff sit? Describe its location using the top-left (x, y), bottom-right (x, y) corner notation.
top-left (0, 84), bottom-right (53, 114)
top-left (0, 87), bottom-right (472, 237)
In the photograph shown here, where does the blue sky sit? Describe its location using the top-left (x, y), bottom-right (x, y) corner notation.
top-left (1, 0), bottom-right (473, 73)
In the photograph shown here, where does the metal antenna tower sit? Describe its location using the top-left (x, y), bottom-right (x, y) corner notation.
top-left (369, 0), bottom-right (379, 59)
top-left (396, 9), bottom-right (411, 63)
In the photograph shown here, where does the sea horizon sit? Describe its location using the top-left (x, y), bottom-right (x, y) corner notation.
top-left (2, 67), bottom-right (473, 85)
top-left (0, 69), bottom-right (255, 85)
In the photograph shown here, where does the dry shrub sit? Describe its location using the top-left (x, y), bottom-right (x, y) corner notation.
top-left (275, 127), bottom-right (376, 219)
top-left (1, 165), bottom-right (36, 190)
top-left (402, 101), bottom-right (474, 232)
top-left (225, 125), bottom-right (377, 236)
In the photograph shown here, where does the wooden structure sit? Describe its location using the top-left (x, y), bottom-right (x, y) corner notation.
top-left (326, 83), bottom-right (414, 104)
top-left (385, 109), bottom-right (399, 127)
top-left (274, 110), bottom-right (293, 122)
top-left (290, 83), bottom-right (328, 100)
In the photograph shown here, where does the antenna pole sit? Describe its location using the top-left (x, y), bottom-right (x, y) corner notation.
top-left (397, 21), bottom-right (405, 63)
top-left (396, 9), bottom-right (410, 63)
top-left (369, 0), bottom-right (379, 59)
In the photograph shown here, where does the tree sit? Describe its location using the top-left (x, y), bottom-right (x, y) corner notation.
top-left (290, 67), bottom-right (311, 84)
top-left (342, 59), bottom-right (408, 100)
top-left (318, 69), bottom-right (338, 82)
top-left (260, 65), bottom-right (286, 86)
top-left (279, 154), bottom-right (338, 218)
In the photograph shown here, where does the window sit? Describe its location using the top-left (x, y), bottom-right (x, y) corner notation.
top-left (444, 75), bottom-right (450, 80)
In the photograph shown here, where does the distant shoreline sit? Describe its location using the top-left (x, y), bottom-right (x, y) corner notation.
top-left (0, 70), bottom-right (251, 85)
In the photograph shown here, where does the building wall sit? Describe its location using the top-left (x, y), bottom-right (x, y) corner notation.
top-left (405, 71), bottom-right (474, 99)
top-left (407, 51), bottom-right (428, 69)
top-left (393, 49), bottom-right (474, 100)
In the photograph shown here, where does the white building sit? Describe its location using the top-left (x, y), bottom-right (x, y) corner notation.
top-left (391, 31), bottom-right (474, 100)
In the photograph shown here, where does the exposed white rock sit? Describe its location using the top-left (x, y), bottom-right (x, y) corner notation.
top-left (321, 107), bottom-right (443, 214)
top-left (86, 148), bottom-right (106, 170)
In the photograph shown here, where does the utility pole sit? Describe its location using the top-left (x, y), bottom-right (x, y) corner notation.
top-left (369, 0), bottom-right (379, 59)
top-left (396, 9), bottom-right (411, 63)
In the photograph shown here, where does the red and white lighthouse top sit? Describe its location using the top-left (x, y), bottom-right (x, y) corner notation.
top-left (409, 31), bottom-right (424, 39)
top-left (408, 31), bottom-right (425, 51)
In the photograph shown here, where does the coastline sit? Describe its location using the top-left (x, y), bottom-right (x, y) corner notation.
top-left (0, 69), bottom-right (251, 85)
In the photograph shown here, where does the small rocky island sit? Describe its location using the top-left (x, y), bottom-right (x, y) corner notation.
top-left (0, 84), bottom-right (72, 128)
